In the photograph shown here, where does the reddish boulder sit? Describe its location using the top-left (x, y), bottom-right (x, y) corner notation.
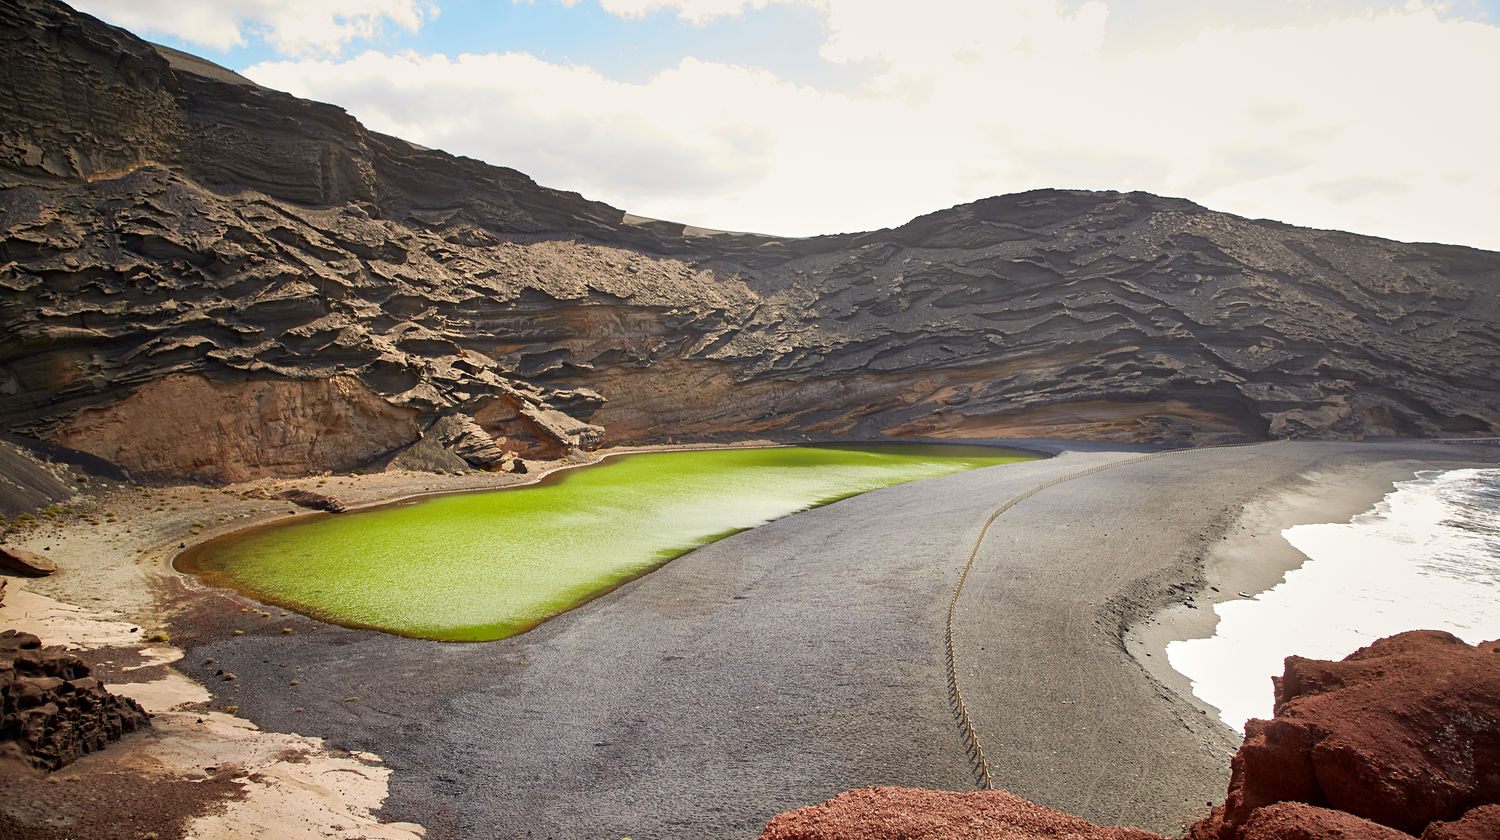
top-left (1235, 802), bottom-right (1409, 840)
top-left (1421, 805), bottom-right (1500, 840)
top-left (758, 786), bottom-right (1166, 840)
top-left (1203, 630), bottom-right (1500, 838)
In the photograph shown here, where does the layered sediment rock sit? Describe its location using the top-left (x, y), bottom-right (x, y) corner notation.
top-left (3, 0), bottom-right (1499, 482)
top-left (0, 629), bottom-right (150, 771)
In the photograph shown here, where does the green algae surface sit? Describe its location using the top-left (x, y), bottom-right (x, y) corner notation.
top-left (178, 445), bottom-right (1037, 641)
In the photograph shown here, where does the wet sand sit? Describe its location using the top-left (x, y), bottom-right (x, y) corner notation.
top-left (953, 440), bottom-right (1499, 834)
top-left (2, 439), bottom-right (1495, 838)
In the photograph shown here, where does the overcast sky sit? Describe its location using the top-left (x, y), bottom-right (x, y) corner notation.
top-left (74, 0), bottom-right (1500, 249)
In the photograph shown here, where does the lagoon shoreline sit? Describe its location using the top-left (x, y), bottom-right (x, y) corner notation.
top-left (1, 438), bottom-right (1497, 839)
top-left (1123, 455), bottom-right (1481, 729)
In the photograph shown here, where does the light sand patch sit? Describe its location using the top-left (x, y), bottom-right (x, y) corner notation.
top-left (113, 666), bottom-right (210, 711)
top-left (0, 575), bottom-right (422, 839)
top-left (147, 710), bottom-right (426, 840)
top-left (0, 577), bottom-right (180, 667)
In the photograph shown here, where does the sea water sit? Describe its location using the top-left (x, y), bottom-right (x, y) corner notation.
top-left (1166, 467), bottom-right (1500, 732)
top-left (179, 445), bottom-right (1036, 642)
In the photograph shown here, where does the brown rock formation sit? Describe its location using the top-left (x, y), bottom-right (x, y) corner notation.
top-left (765, 634), bottom-right (1500, 840)
top-left (0, 629), bottom-right (149, 771)
top-left (759, 787), bottom-right (1167, 840)
top-left (1191, 630), bottom-right (1500, 839)
top-left (272, 489), bottom-right (346, 513)
top-left (3, 0), bottom-right (1499, 482)
top-left (0, 546), bottom-right (55, 576)
top-left (52, 373), bottom-right (420, 482)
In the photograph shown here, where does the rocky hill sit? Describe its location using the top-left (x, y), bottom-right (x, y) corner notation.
top-left (3, 0), bottom-right (1497, 482)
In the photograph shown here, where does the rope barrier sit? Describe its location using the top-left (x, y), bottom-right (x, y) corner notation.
top-left (944, 439), bottom-right (1281, 790)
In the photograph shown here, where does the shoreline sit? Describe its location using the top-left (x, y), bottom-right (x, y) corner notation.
top-left (0, 436), bottom-right (1039, 838)
top-left (948, 440), bottom-right (1500, 834)
top-left (2, 438), bottom-right (1497, 838)
top-left (1125, 447), bottom-right (1500, 731)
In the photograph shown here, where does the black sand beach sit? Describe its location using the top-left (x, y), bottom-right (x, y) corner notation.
top-left (175, 439), bottom-right (1498, 839)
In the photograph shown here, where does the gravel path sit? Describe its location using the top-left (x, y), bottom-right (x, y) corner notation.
top-left (185, 440), bottom-right (1497, 839)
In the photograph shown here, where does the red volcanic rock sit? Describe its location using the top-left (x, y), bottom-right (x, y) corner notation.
top-left (1201, 630), bottom-right (1500, 839)
top-left (1421, 805), bottom-right (1500, 840)
top-left (758, 786), bottom-right (1166, 840)
top-left (1235, 802), bottom-right (1409, 840)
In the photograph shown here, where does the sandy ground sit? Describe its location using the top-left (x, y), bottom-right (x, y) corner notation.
top-left (1, 438), bottom-right (1495, 838)
top-left (1121, 455), bottom-right (1480, 725)
top-left (951, 440), bottom-right (1500, 834)
top-left (0, 461), bottom-right (557, 840)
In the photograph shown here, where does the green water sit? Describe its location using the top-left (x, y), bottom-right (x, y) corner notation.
top-left (179, 445), bottom-right (1037, 641)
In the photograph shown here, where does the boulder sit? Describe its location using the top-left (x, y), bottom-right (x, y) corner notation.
top-left (758, 787), bottom-right (1166, 840)
top-left (1236, 802), bottom-right (1409, 840)
top-left (273, 489), bottom-right (347, 513)
top-left (1195, 630), bottom-right (1500, 839)
top-left (0, 546), bottom-right (56, 577)
top-left (1422, 805), bottom-right (1500, 840)
top-left (0, 629), bottom-right (150, 771)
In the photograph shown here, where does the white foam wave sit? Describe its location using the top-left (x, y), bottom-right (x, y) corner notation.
top-left (1166, 468), bottom-right (1500, 733)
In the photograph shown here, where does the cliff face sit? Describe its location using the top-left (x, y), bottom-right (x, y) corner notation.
top-left (3, 0), bottom-right (1498, 481)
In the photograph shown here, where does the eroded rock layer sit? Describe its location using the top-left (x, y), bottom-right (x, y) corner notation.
top-left (3, 0), bottom-right (1499, 480)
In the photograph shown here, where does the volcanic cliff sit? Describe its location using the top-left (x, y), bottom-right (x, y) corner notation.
top-left (3, 0), bottom-right (1498, 484)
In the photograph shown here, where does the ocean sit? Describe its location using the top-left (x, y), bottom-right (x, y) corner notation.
top-left (1166, 467), bottom-right (1500, 733)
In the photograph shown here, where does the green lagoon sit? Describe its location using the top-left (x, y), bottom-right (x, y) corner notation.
top-left (178, 445), bottom-right (1038, 641)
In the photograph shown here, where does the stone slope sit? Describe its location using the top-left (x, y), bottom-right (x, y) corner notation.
top-left (3, 0), bottom-right (1498, 481)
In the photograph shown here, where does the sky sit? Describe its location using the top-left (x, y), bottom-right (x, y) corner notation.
top-left (71, 0), bottom-right (1500, 249)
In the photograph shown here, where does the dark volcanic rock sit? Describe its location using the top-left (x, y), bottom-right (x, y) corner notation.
top-left (272, 488), bottom-right (346, 513)
top-left (0, 629), bottom-right (150, 771)
top-left (2, 0), bottom-right (1499, 481)
top-left (0, 439), bottom-right (75, 516)
top-left (1191, 630), bottom-right (1500, 839)
top-left (758, 786), bottom-right (1167, 840)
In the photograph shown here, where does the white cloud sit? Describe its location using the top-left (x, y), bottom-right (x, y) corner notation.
top-left (590, 0), bottom-right (785, 23)
top-left (71, 0), bottom-right (434, 56)
top-left (246, 1), bottom-right (1500, 249)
